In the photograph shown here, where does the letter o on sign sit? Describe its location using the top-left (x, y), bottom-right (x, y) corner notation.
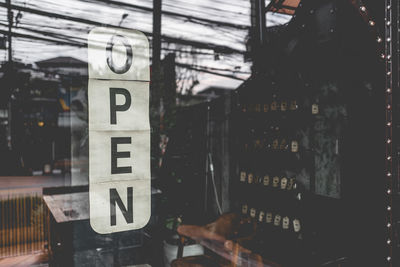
top-left (106, 34), bottom-right (133, 74)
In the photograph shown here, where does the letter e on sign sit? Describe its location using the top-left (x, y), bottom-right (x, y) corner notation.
top-left (88, 27), bottom-right (150, 234)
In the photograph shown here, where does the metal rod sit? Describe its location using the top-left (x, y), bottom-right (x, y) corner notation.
top-left (6, 0), bottom-right (12, 63)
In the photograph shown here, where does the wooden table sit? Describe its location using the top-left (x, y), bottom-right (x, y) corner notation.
top-left (43, 192), bottom-right (89, 223)
top-left (194, 237), bottom-right (281, 267)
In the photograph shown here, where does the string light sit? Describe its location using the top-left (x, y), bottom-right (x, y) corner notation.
top-left (384, 0), bottom-right (394, 264)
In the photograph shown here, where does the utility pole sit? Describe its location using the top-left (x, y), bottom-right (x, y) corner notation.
top-left (6, 0), bottom-right (13, 149)
top-left (151, 0), bottom-right (162, 175)
top-left (152, 0), bottom-right (162, 130)
top-left (6, 0), bottom-right (12, 64)
top-left (250, 0), bottom-right (266, 74)
top-left (153, 0), bottom-right (162, 68)
top-left (152, 0), bottom-right (162, 125)
top-left (255, 0), bottom-right (266, 47)
top-left (151, 0), bottom-right (162, 116)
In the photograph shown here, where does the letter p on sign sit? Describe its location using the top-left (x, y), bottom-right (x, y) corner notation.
top-left (88, 27), bottom-right (150, 234)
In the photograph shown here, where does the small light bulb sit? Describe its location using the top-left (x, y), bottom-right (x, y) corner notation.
top-left (387, 256), bottom-right (391, 261)
top-left (387, 189), bottom-right (391, 194)
top-left (387, 239), bottom-right (391, 244)
top-left (387, 206), bottom-right (391, 211)
top-left (387, 5), bottom-right (391, 10)
top-left (369, 20), bottom-right (375, 26)
top-left (387, 55), bottom-right (392, 60)
top-left (387, 38), bottom-right (391, 42)
top-left (387, 156), bottom-right (392, 160)
top-left (387, 122), bottom-right (392, 126)
top-left (387, 105), bottom-right (391, 109)
top-left (387, 139), bottom-right (391, 144)
top-left (387, 71), bottom-right (391, 76)
top-left (387, 88), bottom-right (392, 93)
top-left (387, 21), bottom-right (391, 26)
top-left (387, 172), bottom-right (392, 177)
top-left (360, 6), bottom-right (366, 12)
top-left (377, 37), bottom-right (382, 43)
top-left (381, 54), bottom-right (386, 59)
top-left (387, 223), bottom-right (391, 228)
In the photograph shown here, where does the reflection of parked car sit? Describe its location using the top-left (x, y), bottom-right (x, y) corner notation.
top-left (53, 158), bottom-right (88, 174)
top-left (53, 158), bottom-right (71, 174)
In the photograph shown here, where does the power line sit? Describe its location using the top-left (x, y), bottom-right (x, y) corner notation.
top-left (1, 22), bottom-right (243, 61)
top-left (0, 28), bottom-right (85, 47)
top-left (0, 28), bottom-right (248, 78)
top-left (0, 2), bottom-right (245, 54)
top-left (80, 0), bottom-right (249, 30)
top-left (0, 22), bottom-right (85, 45)
top-left (176, 62), bottom-right (246, 81)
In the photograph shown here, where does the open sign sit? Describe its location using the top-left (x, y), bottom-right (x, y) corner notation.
top-left (88, 27), bottom-right (150, 234)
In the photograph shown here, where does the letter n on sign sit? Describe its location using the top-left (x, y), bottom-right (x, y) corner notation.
top-left (88, 27), bottom-right (150, 234)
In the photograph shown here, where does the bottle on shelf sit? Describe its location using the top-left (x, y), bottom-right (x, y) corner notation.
top-left (272, 175), bottom-right (280, 190)
top-left (280, 176), bottom-right (288, 191)
top-left (255, 103), bottom-right (262, 113)
top-left (246, 171), bottom-right (259, 220)
top-left (241, 102), bottom-right (247, 113)
top-left (311, 95), bottom-right (319, 116)
top-left (290, 139), bottom-right (299, 153)
top-left (263, 102), bottom-right (270, 113)
top-left (262, 174), bottom-right (271, 200)
top-left (241, 203), bottom-right (249, 216)
top-left (237, 169), bottom-right (248, 211)
top-left (280, 99), bottom-right (288, 113)
top-left (287, 177), bottom-right (296, 191)
top-left (270, 94), bottom-right (279, 112)
top-left (239, 170), bottom-right (247, 184)
top-left (289, 99), bottom-right (298, 112)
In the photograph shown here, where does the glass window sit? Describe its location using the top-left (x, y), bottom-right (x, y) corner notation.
top-left (0, 0), bottom-right (397, 266)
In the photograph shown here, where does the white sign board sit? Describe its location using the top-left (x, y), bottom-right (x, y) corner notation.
top-left (88, 27), bottom-right (150, 234)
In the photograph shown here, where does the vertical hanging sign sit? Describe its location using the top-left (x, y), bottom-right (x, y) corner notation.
top-left (88, 27), bottom-right (150, 234)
